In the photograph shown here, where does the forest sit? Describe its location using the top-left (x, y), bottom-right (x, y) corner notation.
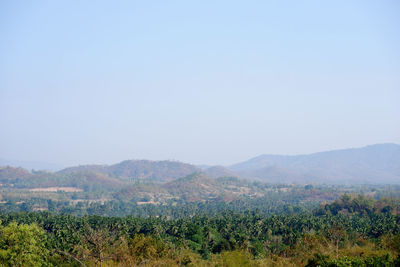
top-left (1, 161), bottom-right (400, 266)
top-left (0, 194), bottom-right (400, 266)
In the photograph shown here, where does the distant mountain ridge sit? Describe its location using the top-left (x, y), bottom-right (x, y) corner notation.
top-left (1, 144), bottom-right (399, 186)
top-left (229, 143), bottom-right (400, 184)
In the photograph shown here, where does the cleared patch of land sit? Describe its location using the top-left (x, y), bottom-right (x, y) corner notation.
top-left (29, 187), bottom-right (83, 192)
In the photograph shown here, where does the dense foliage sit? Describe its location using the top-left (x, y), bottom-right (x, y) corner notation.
top-left (0, 195), bottom-right (399, 266)
top-left (2, 163), bottom-right (400, 265)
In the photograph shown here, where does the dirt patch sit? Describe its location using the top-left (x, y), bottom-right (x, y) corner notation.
top-left (29, 187), bottom-right (83, 192)
top-left (137, 200), bottom-right (158, 205)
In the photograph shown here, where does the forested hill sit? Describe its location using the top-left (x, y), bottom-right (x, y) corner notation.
top-left (58, 159), bottom-right (200, 182)
top-left (1, 144), bottom-right (400, 187)
top-left (202, 165), bottom-right (238, 179)
top-left (0, 160), bottom-right (206, 192)
top-left (229, 143), bottom-right (400, 184)
top-left (114, 173), bottom-right (271, 203)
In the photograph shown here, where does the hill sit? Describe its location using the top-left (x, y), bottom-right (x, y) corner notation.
top-left (0, 166), bottom-right (127, 191)
top-left (202, 165), bottom-right (239, 179)
top-left (2, 143), bottom-right (399, 190)
top-left (229, 143), bottom-right (400, 184)
top-left (0, 160), bottom-right (200, 192)
top-left (0, 166), bottom-right (33, 183)
top-left (162, 173), bottom-right (220, 201)
top-left (116, 173), bottom-right (264, 203)
top-left (60, 160), bottom-right (199, 182)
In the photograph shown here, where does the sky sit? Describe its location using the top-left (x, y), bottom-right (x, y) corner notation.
top-left (1, 0), bottom-right (399, 167)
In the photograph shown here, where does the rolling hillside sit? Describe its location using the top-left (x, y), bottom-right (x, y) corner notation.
top-left (0, 166), bottom-right (127, 191)
top-left (1, 144), bottom-right (399, 191)
top-left (229, 143), bottom-right (400, 184)
top-left (202, 165), bottom-right (239, 179)
top-left (0, 166), bottom-right (33, 183)
top-left (59, 160), bottom-right (199, 182)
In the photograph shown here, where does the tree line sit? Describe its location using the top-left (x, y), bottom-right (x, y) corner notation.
top-left (0, 194), bottom-right (399, 266)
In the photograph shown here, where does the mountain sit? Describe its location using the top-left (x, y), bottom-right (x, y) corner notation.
top-left (229, 144), bottom-right (400, 184)
top-left (2, 144), bottom-right (399, 189)
top-left (59, 160), bottom-right (200, 182)
top-left (239, 165), bottom-right (321, 184)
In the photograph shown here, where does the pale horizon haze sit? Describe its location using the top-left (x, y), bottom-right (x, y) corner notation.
top-left (1, 1), bottom-right (399, 167)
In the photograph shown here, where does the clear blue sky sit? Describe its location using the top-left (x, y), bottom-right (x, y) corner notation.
top-left (1, 0), bottom-right (399, 166)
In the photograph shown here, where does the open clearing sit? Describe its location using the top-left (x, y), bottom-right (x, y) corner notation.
top-left (29, 187), bottom-right (83, 192)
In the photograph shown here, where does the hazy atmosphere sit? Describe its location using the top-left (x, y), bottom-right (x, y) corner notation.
top-left (1, 0), bottom-right (399, 167)
top-left (2, 2), bottom-right (400, 266)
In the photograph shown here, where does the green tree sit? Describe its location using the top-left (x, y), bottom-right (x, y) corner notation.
top-left (0, 221), bottom-right (50, 267)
